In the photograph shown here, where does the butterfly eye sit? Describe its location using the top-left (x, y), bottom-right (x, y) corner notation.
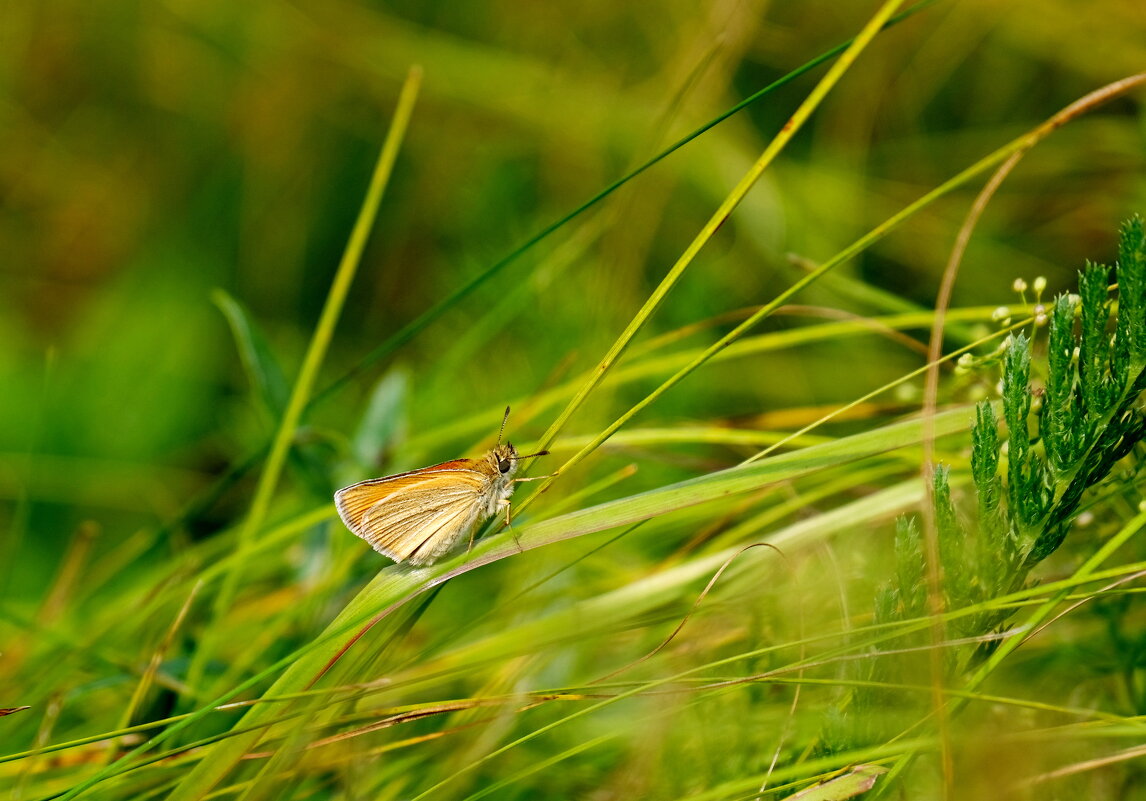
top-left (498, 458), bottom-right (513, 474)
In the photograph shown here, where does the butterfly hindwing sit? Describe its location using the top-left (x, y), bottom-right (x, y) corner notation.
top-left (397, 498), bottom-right (485, 565)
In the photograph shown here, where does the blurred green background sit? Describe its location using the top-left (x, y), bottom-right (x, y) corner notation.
top-left (1, 0), bottom-right (1145, 795)
top-left (4, 0), bottom-right (1143, 587)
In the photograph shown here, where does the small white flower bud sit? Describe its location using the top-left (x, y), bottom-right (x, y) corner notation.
top-left (1012, 278), bottom-right (1028, 293)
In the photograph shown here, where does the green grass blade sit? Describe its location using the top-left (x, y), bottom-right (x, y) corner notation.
top-left (184, 67), bottom-right (423, 701)
top-left (212, 290), bottom-right (290, 418)
top-left (9, 406), bottom-right (940, 797)
top-left (146, 406), bottom-right (971, 800)
top-left (54, 68), bottom-right (424, 801)
top-left (878, 509), bottom-right (1146, 790)
top-left (521, 98), bottom-right (1067, 505)
top-left (308, 1), bottom-right (941, 408)
top-left (527, 0), bottom-right (912, 470)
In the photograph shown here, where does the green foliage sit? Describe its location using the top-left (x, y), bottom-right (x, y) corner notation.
top-left (1043, 295), bottom-right (1081, 471)
top-left (1002, 333), bottom-right (1054, 530)
top-left (1117, 217), bottom-right (1146, 366)
top-left (904, 217), bottom-right (1146, 613)
top-left (4, 2), bottom-right (1146, 799)
top-left (1030, 218), bottom-right (1146, 565)
top-left (893, 516), bottom-right (927, 620)
top-left (826, 217), bottom-right (1146, 791)
top-left (862, 217), bottom-right (1146, 735)
top-left (932, 464), bottom-right (971, 608)
top-left (1079, 263), bottom-right (1116, 418)
top-left (970, 401), bottom-right (1018, 599)
top-left (214, 290), bottom-right (291, 420)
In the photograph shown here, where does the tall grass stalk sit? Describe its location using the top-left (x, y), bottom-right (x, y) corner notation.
top-left (4, 7), bottom-right (1145, 801)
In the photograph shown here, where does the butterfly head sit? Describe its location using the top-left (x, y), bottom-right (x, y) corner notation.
top-left (490, 442), bottom-right (519, 478)
top-left (486, 406), bottom-right (548, 483)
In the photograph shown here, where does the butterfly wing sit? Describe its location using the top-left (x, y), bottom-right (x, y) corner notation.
top-left (334, 462), bottom-right (491, 565)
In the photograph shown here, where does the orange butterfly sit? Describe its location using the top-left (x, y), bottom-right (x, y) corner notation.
top-left (334, 408), bottom-right (550, 565)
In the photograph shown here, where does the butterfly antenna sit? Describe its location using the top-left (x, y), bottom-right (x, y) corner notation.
top-left (496, 406), bottom-right (511, 448)
top-left (511, 449), bottom-right (550, 461)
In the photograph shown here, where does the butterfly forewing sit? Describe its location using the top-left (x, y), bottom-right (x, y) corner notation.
top-left (334, 460), bottom-right (491, 565)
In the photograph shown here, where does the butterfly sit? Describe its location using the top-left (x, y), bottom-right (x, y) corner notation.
top-left (334, 408), bottom-right (550, 566)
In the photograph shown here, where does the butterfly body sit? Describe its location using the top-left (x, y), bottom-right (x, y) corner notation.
top-left (335, 442), bottom-right (522, 566)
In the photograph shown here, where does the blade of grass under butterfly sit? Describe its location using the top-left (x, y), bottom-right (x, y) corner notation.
top-left (84, 405), bottom-right (970, 801)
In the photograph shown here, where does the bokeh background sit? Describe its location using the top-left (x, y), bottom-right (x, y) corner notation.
top-left (4, 0), bottom-right (1144, 588)
top-left (2, 0), bottom-right (1146, 796)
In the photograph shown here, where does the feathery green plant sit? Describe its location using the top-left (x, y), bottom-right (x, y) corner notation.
top-left (849, 216), bottom-right (1146, 764)
top-left (882, 217), bottom-right (1145, 620)
top-left (4, 2), bottom-right (1146, 797)
top-left (979, 217), bottom-right (1142, 596)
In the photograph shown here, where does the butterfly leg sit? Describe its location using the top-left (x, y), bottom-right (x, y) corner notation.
top-left (498, 498), bottom-right (525, 554)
